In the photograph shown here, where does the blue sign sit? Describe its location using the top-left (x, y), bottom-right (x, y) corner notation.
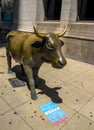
top-left (39, 101), bottom-right (68, 125)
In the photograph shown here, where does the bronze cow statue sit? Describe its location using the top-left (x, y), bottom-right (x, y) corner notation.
top-left (6, 26), bottom-right (67, 100)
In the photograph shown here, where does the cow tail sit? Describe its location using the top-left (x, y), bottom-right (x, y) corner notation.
top-left (6, 33), bottom-right (14, 50)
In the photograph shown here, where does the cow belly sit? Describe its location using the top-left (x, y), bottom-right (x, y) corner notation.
top-left (10, 51), bottom-right (23, 64)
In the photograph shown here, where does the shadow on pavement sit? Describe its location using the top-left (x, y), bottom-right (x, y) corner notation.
top-left (12, 65), bottom-right (63, 103)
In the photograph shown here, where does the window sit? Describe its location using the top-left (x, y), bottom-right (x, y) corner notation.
top-left (43, 0), bottom-right (62, 20)
top-left (1, 0), bottom-right (15, 21)
top-left (78, 0), bottom-right (94, 20)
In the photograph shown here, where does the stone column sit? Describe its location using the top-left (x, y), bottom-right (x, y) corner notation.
top-left (36, 0), bottom-right (44, 22)
top-left (13, 0), bottom-right (37, 32)
top-left (60, 0), bottom-right (71, 24)
top-left (69, 0), bottom-right (78, 22)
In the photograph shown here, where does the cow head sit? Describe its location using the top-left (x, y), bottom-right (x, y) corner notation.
top-left (33, 26), bottom-right (67, 68)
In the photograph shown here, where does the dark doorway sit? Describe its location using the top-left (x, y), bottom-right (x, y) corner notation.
top-left (78, 0), bottom-right (94, 20)
top-left (85, 1), bottom-right (94, 20)
top-left (43, 0), bottom-right (62, 20)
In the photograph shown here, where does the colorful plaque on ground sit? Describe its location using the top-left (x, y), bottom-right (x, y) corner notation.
top-left (39, 101), bottom-right (68, 125)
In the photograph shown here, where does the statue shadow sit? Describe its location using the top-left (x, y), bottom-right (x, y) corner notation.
top-left (12, 65), bottom-right (63, 103)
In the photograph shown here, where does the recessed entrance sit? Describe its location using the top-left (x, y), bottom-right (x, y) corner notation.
top-left (43, 0), bottom-right (62, 20)
top-left (78, 0), bottom-right (94, 20)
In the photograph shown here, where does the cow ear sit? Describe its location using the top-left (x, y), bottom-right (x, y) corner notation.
top-left (31, 41), bottom-right (42, 48)
top-left (60, 40), bottom-right (64, 46)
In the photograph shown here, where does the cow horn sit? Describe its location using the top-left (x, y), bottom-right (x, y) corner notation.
top-left (57, 25), bottom-right (67, 37)
top-left (33, 26), bottom-right (46, 38)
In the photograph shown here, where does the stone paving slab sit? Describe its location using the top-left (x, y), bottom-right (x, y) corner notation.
top-left (68, 69), bottom-right (94, 95)
top-left (0, 47), bottom-right (94, 130)
top-left (40, 61), bottom-right (93, 82)
top-left (60, 113), bottom-right (94, 130)
top-left (0, 96), bottom-right (12, 115)
top-left (79, 97), bottom-right (94, 122)
top-left (0, 85), bottom-right (31, 108)
top-left (58, 83), bottom-right (93, 111)
top-left (0, 110), bottom-right (33, 130)
top-left (15, 100), bottom-right (75, 130)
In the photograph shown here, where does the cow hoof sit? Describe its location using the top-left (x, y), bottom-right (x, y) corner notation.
top-left (31, 94), bottom-right (38, 100)
top-left (8, 69), bottom-right (13, 74)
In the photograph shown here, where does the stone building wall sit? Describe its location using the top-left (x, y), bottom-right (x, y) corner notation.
top-left (13, 0), bottom-right (37, 32)
top-left (4, 0), bottom-right (94, 64)
top-left (13, 0), bottom-right (74, 32)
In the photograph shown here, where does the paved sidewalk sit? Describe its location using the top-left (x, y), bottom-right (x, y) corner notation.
top-left (0, 47), bottom-right (94, 130)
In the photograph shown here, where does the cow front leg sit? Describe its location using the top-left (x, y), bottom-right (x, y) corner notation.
top-left (23, 64), bottom-right (38, 100)
top-left (32, 67), bottom-right (39, 88)
top-left (6, 50), bottom-right (13, 74)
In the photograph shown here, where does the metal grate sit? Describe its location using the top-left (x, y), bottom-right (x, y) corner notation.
top-left (9, 78), bottom-right (26, 88)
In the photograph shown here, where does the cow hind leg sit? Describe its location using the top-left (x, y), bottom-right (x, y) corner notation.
top-left (6, 50), bottom-right (13, 74)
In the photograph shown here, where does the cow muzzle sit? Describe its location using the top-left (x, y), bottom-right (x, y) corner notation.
top-left (57, 60), bottom-right (64, 68)
top-left (57, 59), bottom-right (67, 68)
top-left (52, 58), bottom-right (67, 69)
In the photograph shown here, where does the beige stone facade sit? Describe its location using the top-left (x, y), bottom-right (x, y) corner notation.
top-left (13, 0), bottom-right (75, 32)
top-left (1, 0), bottom-right (94, 64)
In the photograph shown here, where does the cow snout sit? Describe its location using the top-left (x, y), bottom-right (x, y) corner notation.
top-left (57, 60), bottom-right (63, 66)
top-left (57, 58), bottom-right (67, 68)
top-left (52, 57), bottom-right (67, 69)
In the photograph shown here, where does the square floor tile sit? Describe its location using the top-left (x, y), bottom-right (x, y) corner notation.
top-left (60, 113), bottom-right (94, 130)
top-left (39, 74), bottom-right (64, 86)
top-left (15, 100), bottom-right (75, 130)
top-left (43, 59), bottom-right (93, 83)
top-left (0, 85), bottom-right (31, 108)
top-left (0, 110), bottom-right (32, 130)
top-left (41, 68), bottom-right (78, 82)
top-left (58, 83), bottom-right (92, 111)
top-left (68, 69), bottom-right (94, 95)
top-left (79, 97), bottom-right (94, 122)
top-left (0, 97), bottom-right (11, 115)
